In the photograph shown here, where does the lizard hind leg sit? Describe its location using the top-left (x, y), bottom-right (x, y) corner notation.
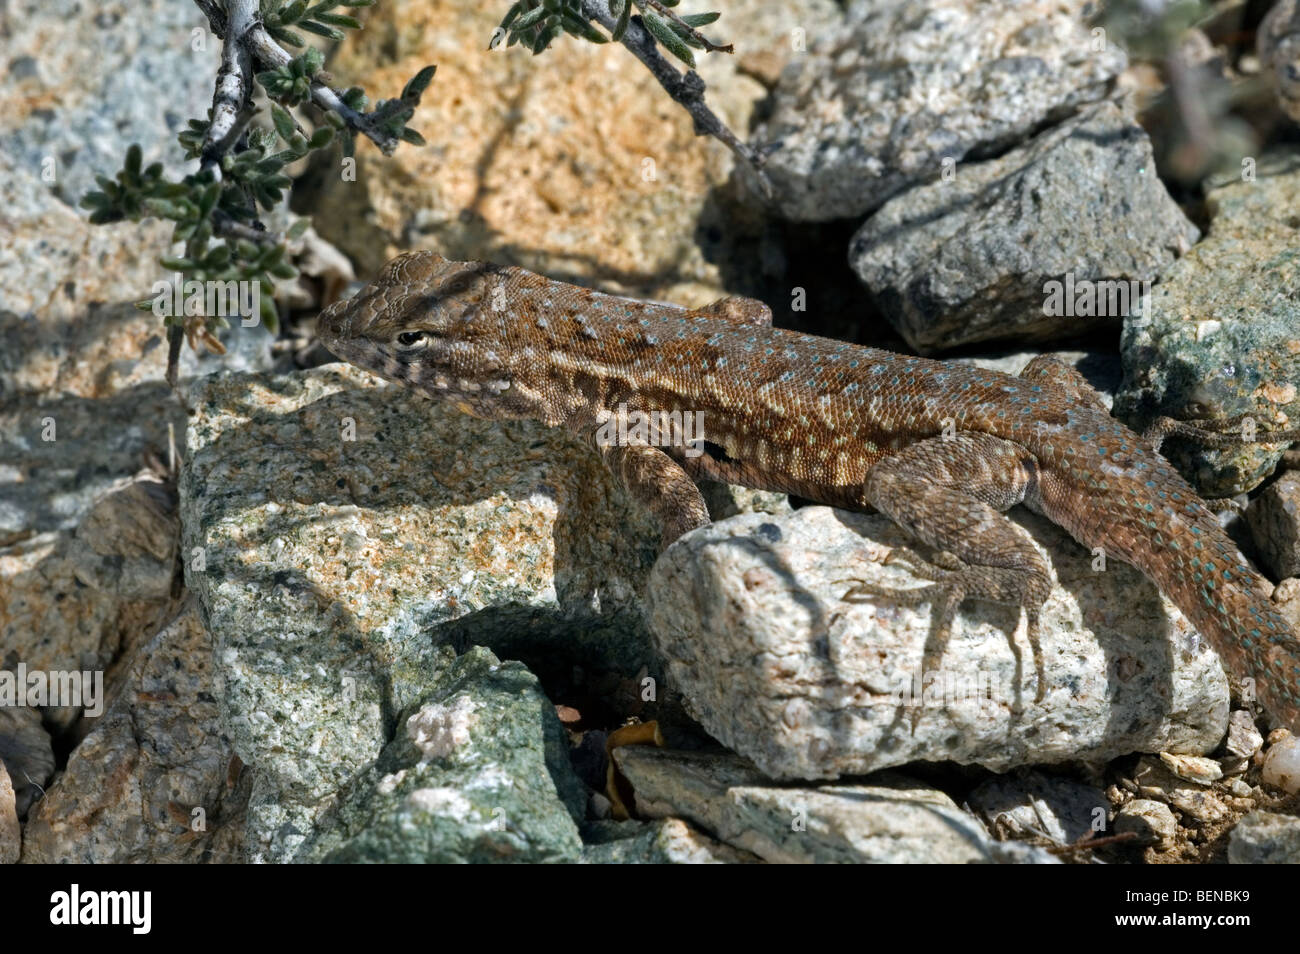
top-left (851, 433), bottom-right (1055, 706)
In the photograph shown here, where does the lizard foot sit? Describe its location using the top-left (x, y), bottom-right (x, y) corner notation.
top-left (1143, 414), bottom-right (1300, 454)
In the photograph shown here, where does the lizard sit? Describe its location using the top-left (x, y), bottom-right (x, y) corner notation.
top-left (316, 250), bottom-right (1300, 733)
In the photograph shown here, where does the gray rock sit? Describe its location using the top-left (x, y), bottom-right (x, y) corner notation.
top-left (745, 0), bottom-right (1126, 221)
top-left (582, 818), bottom-right (763, 863)
top-left (1227, 810), bottom-right (1300, 863)
top-left (613, 747), bottom-right (999, 863)
top-left (0, 0), bottom-right (219, 208)
top-left (179, 365), bottom-right (661, 860)
top-left (965, 771), bottom-right (1109, 845)
top-left (20, 599), bottom-right (251, 863)
top-left (1114, 798), bottom-right (1178, 848)
top-left (647, 506), bottom-right (1229, 780)
top-left (1116, 151), bottom-right (1300, 497)
top-left (850, 102), bottom-right (1199, 352)
top-left (1245, 470), bottom-right (1300, 580)
top-left (296, 648), bottom-right (585, 863)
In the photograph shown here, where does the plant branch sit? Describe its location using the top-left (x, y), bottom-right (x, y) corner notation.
top-left (579, 0), bottom-right (771, 196)
top-left (641, 0), bottom-right (732, 54)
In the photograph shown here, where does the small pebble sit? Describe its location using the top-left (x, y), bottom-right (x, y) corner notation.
top-left (1115, 799), bottom-right (1178, 848)
top-left (1261, 734), bottom-right (1300, 793)
top-left (1224, 709), bottom-right (1263, 759)
top-left (1159, 752), bottom-right (1223, 784)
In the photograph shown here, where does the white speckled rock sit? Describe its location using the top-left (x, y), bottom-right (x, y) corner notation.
top-left (613, 747), bottom-right (1012, 863)
top-left (647, 506), bottom-right (1230, 780)
top-left (745, 0), bottom-right (1126, 220)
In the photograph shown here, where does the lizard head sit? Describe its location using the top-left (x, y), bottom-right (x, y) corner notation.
top-left (317, 251), bottom-right (521, 416)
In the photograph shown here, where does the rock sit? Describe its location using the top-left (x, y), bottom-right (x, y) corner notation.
top-left (1130, 756), bottom-right (1231, 826)
top-left (19, 599), bottom-right (251, 863)
top-left (849, 102), bottom-right (1198, 353)
top-left (1259, 0), bottom-right (1300, 123)
top-left (295, 648), bottom-right (585, 863)
top-left (1245, 470), bottom-right (1300, 580)
top-left (312, 0), bottom-right (842, 300)
top-left (1116, 151), bottom-right (1300, 497)
top-left (613, 747), bottom-right (1001, 863)
top-left (965, 771), bottom-right (1108, 845)
top-left (582, 818), bottom-right (763, 863)
top-left (647, 506), bottom-right (1229, 780)
top-left (1261, 732), bottom-right (1300, 793)
top-left (1223, 709), bottom-right (1264, 760)
top-left (1114, 798), bottom-right (1179, 848)
top-left (0, 704), bottom-right (55, 818)
top-left (745, 0), bottom-right (1125, 221)
top-left (698, 481), bottom-right (793, 522)
top-left (0, 761), bottom-right (18, 864)
top-left (1159, 753), bottom-right (1224, 785)
top-left (179, 365), bottom-right (664, 860)
top-left (69, 471), bottom-right (178, 602)
top-left (0, 0), bottom-right (219, 207)
top-left (1228, 810), bottom-right (1300, 863)
top-left (1, 469), bottom-right (184, 733)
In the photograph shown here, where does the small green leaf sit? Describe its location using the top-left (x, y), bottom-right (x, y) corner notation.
top-left (402, 64), bottom-right (437, 100)
top-left (641, 9), bottom-right (694, 66)
top-left (299, 20), bottom-right (344, 40)
top-left (271, 103), bottom-right (296, 141)
top-left (612, 0), bottom-right (631, 40)
top-left (314, 11), bottom-right (361, 28)
top-left (307, 126), bottom-right (335, 149)
top-left (286, 218), bottom-right (311, 239)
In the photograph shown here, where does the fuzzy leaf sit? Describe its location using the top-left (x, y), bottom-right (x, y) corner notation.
top-left (271, 103), bottom-right (296, 141)
top-left (642, 10), bottom-right (695, 66)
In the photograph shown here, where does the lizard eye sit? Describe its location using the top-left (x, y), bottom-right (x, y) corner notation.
top-left (396, 331), bottom-right (427, 348)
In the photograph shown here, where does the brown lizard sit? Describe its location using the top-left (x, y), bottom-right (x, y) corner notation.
top-left (317, 250), bottom-right (1300, 732)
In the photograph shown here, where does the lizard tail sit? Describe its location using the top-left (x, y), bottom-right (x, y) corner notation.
top-left (1091, 476), bottom-right (1300, 732)
top-left (1156, 532), bottom-right (1300, 733)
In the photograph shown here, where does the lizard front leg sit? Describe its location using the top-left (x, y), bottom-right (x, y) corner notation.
top-left (595, 442), bottom-right (711, 551)
top-left (850, 433), bottom-right (1054, 702)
